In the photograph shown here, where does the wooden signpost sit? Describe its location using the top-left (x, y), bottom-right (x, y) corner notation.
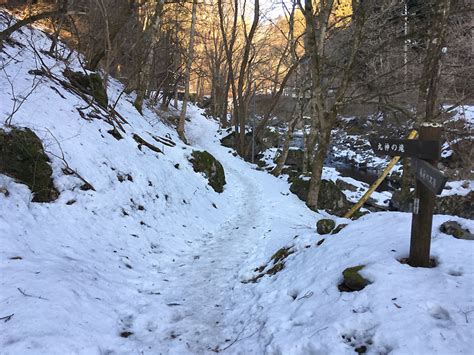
top-left (369, 138), bottom-right (441, 160)
top-left (369, 123), bottom-right (445, 267)
top-left (411, 158), bottom-right (447, 195)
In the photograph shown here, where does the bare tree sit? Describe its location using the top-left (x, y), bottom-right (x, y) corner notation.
top-left (177, 0), bottom-right (198, 143)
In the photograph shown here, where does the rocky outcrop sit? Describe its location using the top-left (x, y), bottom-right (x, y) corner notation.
top-left (435, 192), bottom-right (473, 220)
top-left (391, 189), bottom-right (473, 219)
top-left (290, 177), bottom-right (351, 216)
top-left (189, 150), bottom-right (226, 193)
top-left (0, 127), bottom-right (58, 202)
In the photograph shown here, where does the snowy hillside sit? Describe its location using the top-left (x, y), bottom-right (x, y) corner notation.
top-left (1, 15), bottom-right (474, 355)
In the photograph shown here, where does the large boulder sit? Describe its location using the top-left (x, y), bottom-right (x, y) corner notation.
top-left (284, 148), bottom-right (304, 171)
top-left (189, 150), bottom-right (226, 193)
top-left (290, 177), bottom-right (351, 216)
top-left (0, 128), bottom-right (58, 202)
top-left (289, 176), bottom-right (310, 201)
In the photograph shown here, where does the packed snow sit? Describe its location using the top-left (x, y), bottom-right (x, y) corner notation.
top-left (1, 13), bottom-right (473, 355)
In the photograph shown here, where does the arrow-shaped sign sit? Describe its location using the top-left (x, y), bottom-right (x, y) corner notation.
top-left (369, 138), bottom-right (440, 160)
top-left (411, 158), bottom-right (448, 195)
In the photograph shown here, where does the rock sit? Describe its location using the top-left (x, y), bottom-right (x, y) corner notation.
top-left (317, 219), bottom-right (336, 234)
top-left (389, 189), bottom-right (414, 212)
top-left (266, 262), bottom-right (285, 276)
top-left (440, 221), bottom-right (474, 240)
top-left (289, 177), bottom-right (351, 216)
top-left (317, 179), bottom-right (351, 216)
top-left (280, 167), bottom-right (301, 182)
top-left (442, 139), bottom-right (472, 170)
top-left (220, 128), bottom-right (280, 161)
top-left (262, 128), bottom-right (280, 148)
top-left (435, 192), bottom-right (474, 220)
top-left (391, 189), bottom-right (473, 219)
top-left (332, 223), bottom-right (348, 234)
top-left (285, 149), bottom-right (304, 171)
top-left (336, 179), bottom-right (358, 192)
top-left (289, 176), bottom-right (310, 201)
top-left (0, 128), bottom-right (58, 202)
top-left (64, 69), bottom-right (108, 108)
top-left (189, 150), bottom-right (226, 193)
top-left (339, 265), bottom-right (371, 292)
top-left (271, 246), bottom-right (294, 263)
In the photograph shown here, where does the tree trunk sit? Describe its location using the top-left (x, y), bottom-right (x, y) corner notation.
top-left (177, 0), bottom-right (198, 143)
top-left (306, 126), bottom-right (331, 211)
top-left (272, 115), bottom-right (298, 176)
top-left (133, 1), bottom-right (164, 113)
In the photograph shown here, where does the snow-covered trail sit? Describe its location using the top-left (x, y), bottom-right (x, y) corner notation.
top-left (154, 114), bottom-right (277, 353)
top-left (158, 163), bottom-right (266, 353)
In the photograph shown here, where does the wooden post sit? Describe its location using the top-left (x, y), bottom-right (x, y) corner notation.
top-left (408, 123), bottom-right (442, 267)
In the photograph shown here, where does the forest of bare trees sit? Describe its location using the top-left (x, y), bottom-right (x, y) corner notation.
top-left (1, 0), bottom-right (472, 210)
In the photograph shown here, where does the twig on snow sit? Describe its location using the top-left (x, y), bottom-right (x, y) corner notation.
top-left (17, 287), bottom-right (49, 300)
top-left (0, 314), bottom-right (14, 323)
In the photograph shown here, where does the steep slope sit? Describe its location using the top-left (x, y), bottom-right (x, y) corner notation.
top-left (1, 13), bottom-right (473, 355)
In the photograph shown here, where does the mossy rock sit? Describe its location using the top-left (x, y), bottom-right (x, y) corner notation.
top-left (64, 69), bottom-right (108, 108)
top-left (0, 128), bottom-right (58, 202)
top-left (339, 265), bottom-right (371, 292)
top-left (289, 176), bottom-right (310, 200)
top-left (271, 246), bottom-right (294, 264)
top-left (317, 219), bottom-right (336, 234)
top-left (266, 262), bottom-right (284, 276)
top-left (440, 221), bottom-right (474, 240)
top-left (289, 177), bottom-right (351, 216)
top-left (190, 150), bottom-right (226, 193)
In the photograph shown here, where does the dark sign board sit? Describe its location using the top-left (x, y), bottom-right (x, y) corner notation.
top-left (411, 158), bottom-right (448, 195)
top-left (369, 138), bottom-right (440, 160)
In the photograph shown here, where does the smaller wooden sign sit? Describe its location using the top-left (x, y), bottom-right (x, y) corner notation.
top-left (411, 158), bottom-right (447, 195)
top-left (369, 138), bottom-right (440, 160)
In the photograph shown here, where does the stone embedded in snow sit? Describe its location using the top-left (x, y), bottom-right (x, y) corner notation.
top-left (271, 246), bottom-right (294, 263)
top-left (0, 127), bottom-right (58, 202)
top-left (339, 265), bottom-right (371, 292)
top-left (440, 221), bottom-right (474, 240)
top-left (317, 219), bottom-right (336, 234)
